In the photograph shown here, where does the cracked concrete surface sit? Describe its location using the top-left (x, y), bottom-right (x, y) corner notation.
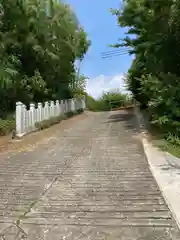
top-left (0, 111), bottom-right (180, 239)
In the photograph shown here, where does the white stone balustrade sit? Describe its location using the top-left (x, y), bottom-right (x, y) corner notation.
top-left (16, 98), bottom-right (85, 137)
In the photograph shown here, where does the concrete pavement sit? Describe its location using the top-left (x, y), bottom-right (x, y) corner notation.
top-left (0, 111), bottom-right (180, 239)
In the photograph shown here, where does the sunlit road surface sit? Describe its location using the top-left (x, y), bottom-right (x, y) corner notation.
top-left (0, 111), bottom-right (180, 239)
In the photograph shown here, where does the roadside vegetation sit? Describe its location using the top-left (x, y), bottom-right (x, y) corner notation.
top-left (86, 90), bottom-right (132, 111)
top-left (35, 108), bottom-right (84, 131)
top-left (112, 0), bottom-right (180, 156)
top-left (0, 0), bottom-right (90, 135)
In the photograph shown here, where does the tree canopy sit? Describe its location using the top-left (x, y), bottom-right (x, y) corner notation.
top-left (112, 0), bottom-right (180, 139)
top-left (0, 0), bottom-right (90, 117)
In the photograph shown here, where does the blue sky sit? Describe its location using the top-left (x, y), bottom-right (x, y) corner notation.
top-left (66, 0), bottom-right (132, 98)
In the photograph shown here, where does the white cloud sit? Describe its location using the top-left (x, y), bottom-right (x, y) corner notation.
top-left (86, 74), bottom-right (127, 99)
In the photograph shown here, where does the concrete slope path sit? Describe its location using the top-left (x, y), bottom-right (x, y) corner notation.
top-left (0, 111), bottom-right (180, 239)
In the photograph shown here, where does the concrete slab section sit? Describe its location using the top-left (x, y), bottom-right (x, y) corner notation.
top-left (0, 111), bottom-right (179, 239)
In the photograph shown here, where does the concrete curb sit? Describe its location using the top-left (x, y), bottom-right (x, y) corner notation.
top-left (134, 106), bottom-right (180, 230)
top-left (142, 138), bottom-right (180, 230)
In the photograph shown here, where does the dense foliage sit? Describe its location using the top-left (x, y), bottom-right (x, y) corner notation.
top-left (0, 0), bottom-right (90, 118)
top-left (112, 0), bottom-right (180, 141)
top-left (86, 90), bottom-right (132, 111)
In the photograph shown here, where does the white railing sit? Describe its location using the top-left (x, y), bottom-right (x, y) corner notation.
top-left (16, 98), bottom-right (86, 137)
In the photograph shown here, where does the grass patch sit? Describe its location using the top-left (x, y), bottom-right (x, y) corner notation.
top-left (141, 110), bottom-right (180, 158)
top-left (151, 137), bottom-right (180, 158)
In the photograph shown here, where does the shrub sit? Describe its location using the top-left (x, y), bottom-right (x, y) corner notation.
top-left (0, 119), bottom-right (16, 136)
top-left (35, 109), bottom-right (83, 131)
top-left (76, 108), bottom-right (84, 114)
top-left (35, 117), bottom-right (58, 130)
top-left (86, 91), bottom-right (132, 112)
top-left (66, 111), bottom-right (74, 118)
top-left (35, 114), bottom-right (67, 130)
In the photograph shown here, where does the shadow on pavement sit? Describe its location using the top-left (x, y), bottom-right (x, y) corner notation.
top-left (105, 110), bottom-right (139, 133)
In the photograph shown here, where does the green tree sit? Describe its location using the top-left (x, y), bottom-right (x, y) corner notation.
top-left (71, 74), bottom-right (87, 97)
top-left (0, 0), bottom-right (90, 117)
top-left (111, 0), bottom-right (180, 138)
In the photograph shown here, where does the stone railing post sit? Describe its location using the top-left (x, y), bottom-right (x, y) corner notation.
top-left (60, 100), bottom-right (64, 114)
top-left (56, 100), bottom-right (60, 116)
top-left (64, 100), bottom-right (68, 113)
top-left (38, 102), bottom-right (42, 122)
top-left (44, 101), bottom-right (49, 120)
top-left (22, 104), bottom-right (27, 135)
top-left (71, 99), bottom-right (75, 112)
top-left (30, 103), bottom-right (35, 130)
top-left (16, 102), bottom-right (23, 137)
top-left (50, 101), bottom-right (54, 117)
top-left (68, 99), bottom-right (71, 112)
